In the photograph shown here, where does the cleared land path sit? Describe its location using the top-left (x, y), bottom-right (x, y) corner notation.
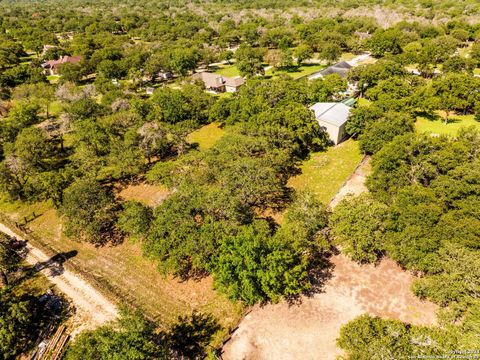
top-left (222, 158), bottom-right (438, 360)
top-left (0, 223), bottom-right (118, 334)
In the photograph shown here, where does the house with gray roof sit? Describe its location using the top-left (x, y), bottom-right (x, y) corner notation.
top-left (310, 102), bottom-right (351, 145)
top-left (308, 61), bottom-right (352, 80)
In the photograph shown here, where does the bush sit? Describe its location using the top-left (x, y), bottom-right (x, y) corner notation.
top-left (60, 178), bottom-right (119, 244)
top-left (65, 309), bottom-right (167, 360)
top-left (359, 112), bottom-right (414, 154)
top-left (330, 194), bottom-right (388, 263)
top-left (117, 201), bottom-right (152, 241)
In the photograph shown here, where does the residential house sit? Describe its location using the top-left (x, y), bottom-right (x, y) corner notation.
top-left (42, 55), bottom-right (83, 75)
top-left (310, 102), bottom-right (351, 145)
top-left (308, 61), bottom-right (352, 80)
top-left (192, 72), bottom-right (245, 93)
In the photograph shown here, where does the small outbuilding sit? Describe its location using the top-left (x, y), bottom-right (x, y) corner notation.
top-left (310, 102), bottom-right (351, 145)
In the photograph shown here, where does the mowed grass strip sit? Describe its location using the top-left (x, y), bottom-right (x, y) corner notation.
top-left (287, 139), bottom-right (363, 205)
top-left (0, 197), bottom-right (243, 345)
top-left (212, 64), bottom-right (241, 77)
top-left (187, 122), bottom-right (226, 150)
top-left (265, 63), bottom-right (324, 80)
top-left (416, 114), bottom-right (480, 136)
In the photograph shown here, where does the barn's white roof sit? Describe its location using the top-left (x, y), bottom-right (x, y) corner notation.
top-left (309, 102), bottom-right (350, 127)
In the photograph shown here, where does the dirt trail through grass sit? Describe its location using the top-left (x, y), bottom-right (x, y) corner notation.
top-left (0, 223), bottom-right (118, 335)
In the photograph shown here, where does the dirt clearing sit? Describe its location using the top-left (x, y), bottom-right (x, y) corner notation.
top-left (118, 183), bottom-right (170, 207)
top-left (222, 255), bottom-right (437, 360)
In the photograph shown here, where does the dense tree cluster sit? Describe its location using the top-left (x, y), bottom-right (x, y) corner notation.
top-left (337, 314), bottom-right (458, 359)
top-left (143, 78), bottom-right (336, 302)
top-left (331, 129), bottom-right (480, 353)
top-left (65, 309), bottom-right (222, 360)
top-left (0, 234), bottom-right (64, 360)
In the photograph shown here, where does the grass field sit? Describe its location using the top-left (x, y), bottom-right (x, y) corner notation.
top-left (47, 75), bottom-right (60, 84)
top-left (416, 114), bottom-right (480, 135)
top-left (211, 62), bottom-right (325, 80)
top-left (187, 123), bottom-right (226, 150)
top-left (287, 139), bottom-right (364, 205)
top-left (357, 97), bottom-right (371, 107)
top-left (339, 52), bottom-right (357, 61)
top-left (0, 196), bottom-right (243, 345)
top-left (212, 64), bottom-right (241, 77)
top-left (265, 63), bottom-right (324, 79)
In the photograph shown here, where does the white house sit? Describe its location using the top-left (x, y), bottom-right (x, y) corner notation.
top-left (310, 102), bottom-right (351, 145)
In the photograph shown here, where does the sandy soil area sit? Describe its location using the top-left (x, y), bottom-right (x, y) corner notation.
top-left (328, 156), bottom-right (370, 210)
top-left (0, 223), bottom-right (118, 335)
top-left (222, 255), bottom-right (437, 360)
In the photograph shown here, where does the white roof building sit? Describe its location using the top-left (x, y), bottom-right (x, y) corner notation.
top-left (310, 102), bottom-right (351, 145)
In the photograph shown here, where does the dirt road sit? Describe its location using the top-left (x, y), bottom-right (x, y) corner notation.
top-left (328, 155), bottom-right (370, 210)
top-left (222, 157), bottom-right (438, 360)
top-left (0, 223), bottom-right (118, 334)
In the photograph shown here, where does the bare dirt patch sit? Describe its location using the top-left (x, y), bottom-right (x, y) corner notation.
top-left (222, 255), bottom-right (437, 360)
top-left (328, 156), bottom-right (371, 210)
top-left (118, 183), bottom-right (170, 207)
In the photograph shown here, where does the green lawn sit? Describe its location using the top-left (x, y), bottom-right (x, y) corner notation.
top-left (357, 97), bottom-right (371, 107)
top-left (212, 62), bottom-right (325, 80)
top-left (187, 123), bottom-right (226, 150)
top-left (265, 63), bottom-right (324, 80)
top-left (212, 64), bottom-right (241, 77)
top-left (416, 114), bottom-right (480, 136)
top-left (214, 91), bottom-right (233, 99)
top-left (339, 52), bottom-right (357, 61)
top-left (287, 139), bottom-right (364, 204)
top-left (47, 75), bottom-right (60, 84)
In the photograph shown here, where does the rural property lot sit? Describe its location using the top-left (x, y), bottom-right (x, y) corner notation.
top-left (223, 159), bottom-right (438, 360)
top-left (222, 254), bottom-right (438, 360)
top-left (0, 197), bottom-right (243, 343)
